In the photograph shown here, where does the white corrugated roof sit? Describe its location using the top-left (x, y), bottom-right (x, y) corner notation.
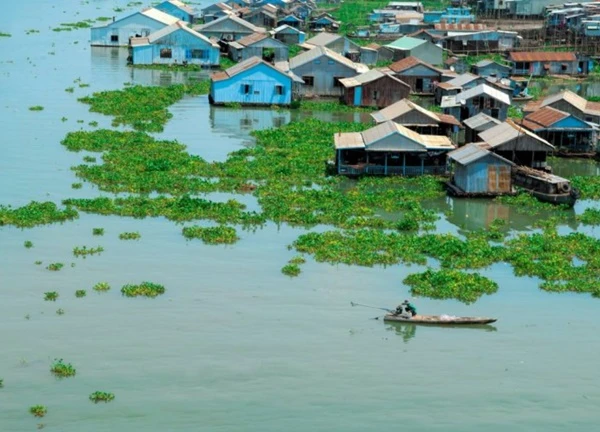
top-left (334, 132), bottom-right (364, 149)
top-left (463, 112), bottom-right (502, 130)
top-left (478, 120), bottom-right (554, 150)
top-left (141, 7), bottom-right (180, 25)
top-left (289, 46), bottom-right (368, 73)
top-left (136, 21), bottom-right (218, 47)
top-left (371, 99), bottom-right (439, 124)
top-left (456, 84), bottom-right (511, 106)
top-left (541, 90), bottom-right (587, 113)
top-left (196, 14), bottom-right (266, 33)
top-left (448, 142), bottom-right (514, 166)
top-left (447, 73), bottom-right (480, 88)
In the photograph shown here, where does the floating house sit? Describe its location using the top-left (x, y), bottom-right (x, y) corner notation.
top-left (463, 112), bottom-right (501, 144)
top-left (521, 106), bottom-right (598, 154)
top-left (371, 98), bottom-right (461, 140)
top-left (523, 90), bottom-right (600, 124)
top-left (243, 5), bottom-right (278, 29)
top-left (209, 56), bottom-right (301, 105)
top-left (90, 8), bottom-right (180, 47)
top-left (385, 2), bottom-right (424, 13)
top-left (423, 7), bottom-right (475, 24)
top-left (308, 14), bottom-right (340, 32)
top-left (478, 120), bottom-right (555, 170)
top-left (508, 0), bottom-right (559, 17)
top-left (441, 84), bottom-right (511, 122)
top-left (339, 70), bottom-right (411, 108)
top-left (130, 21), bottom-right (220, 66)
top-left (282, 46), bottom-right (369, 97)
top-left (385, 36), bottom-right (443, 65)
top-left (277, 14), bottom-right (304, 29)
top-left (444, 56), bottom-right (467, 74)
top-left (334, 121), bottom-right (455, 176)
top-left (388, 56), bottom-right (444, 94)
top-left (195, 14), bottom-right (266, 41)
top-left (471, 60), bottom-right (511, 78)
top-left (270, 24), bottom-right (305, 44)
top-left (447, 143), bottom-right (515, 196)
top-left (358, 44), bottom-right (379, 66)
top-left (155, 0), bottom-right (198, 23)
top-left (201, 2), bottom-right (234, 22)
top-left (228, 32), bottom-right (289, 62)
top-left (434, 72), bottom-right (485, 104)
top-left (508, 52), bottom-right (581, 76)
top-left (441, 30), bottom-right (521, 54)
top-left (302, 32), bottom-right (361, 61)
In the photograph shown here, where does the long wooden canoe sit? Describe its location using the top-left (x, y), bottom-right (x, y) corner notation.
top-left (383, 314), bottom-right (497, 325)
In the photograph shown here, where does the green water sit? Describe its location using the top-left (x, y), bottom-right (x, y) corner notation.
top-left (1, 1), bottom-right (600, 431)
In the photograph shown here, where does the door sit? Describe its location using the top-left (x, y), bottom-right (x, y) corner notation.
top-left (416, 78), bottom-right (423, 92)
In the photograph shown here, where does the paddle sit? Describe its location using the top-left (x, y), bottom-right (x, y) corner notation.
top-left (350, 301), bottom-right (394, 313)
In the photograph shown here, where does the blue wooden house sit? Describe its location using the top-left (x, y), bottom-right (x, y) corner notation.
top-left (447, 143), bottom-right (515, 196)
top-left (154, 0), bottom-right (198, 23)
top-left (210, 56), bottom-right (301, 105)
top-left (228, 32), bottom-right (289, 62)
top-left (508, 52), bottom-right (580, 76)
top-left (201, 3), bottom-right (234, 22)
top-left (195, 14), bottom-right (266, 41)
top-left (131, 21), bottom-right (220, 66)
top-left (277, 14), bottom-right (304, 29)
top-left (91, 8), bottom-right (179, 47)
top-left (441, 84), bottom-right (511, 122)
top-left (471, 60), bottom-right (511, 78)
top-left (523, 90), bottom-right (600, 125)
top-left (271, 25), bottom-right (306, 44)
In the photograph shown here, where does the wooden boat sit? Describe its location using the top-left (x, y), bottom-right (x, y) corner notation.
top-left (512, 165), bottom-right (579, 207)
top-left (383, 314), bottom-right (497, 325)
top-left (512, 94), bottom-right (533, 102)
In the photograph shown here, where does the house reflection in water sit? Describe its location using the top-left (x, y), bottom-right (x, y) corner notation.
top-left (209, 106), bottom-right (291, 136)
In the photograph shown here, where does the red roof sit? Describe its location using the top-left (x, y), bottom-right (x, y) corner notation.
top-left (508, 52), bottom-right (577, 62)
top-left (388, 56), bottom-right (443, 74)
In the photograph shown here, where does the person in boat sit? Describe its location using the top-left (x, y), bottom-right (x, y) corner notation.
top-left (395, 300), bottom-right (417, 318)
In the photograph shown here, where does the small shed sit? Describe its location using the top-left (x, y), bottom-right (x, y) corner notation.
top-left (271, 24), bottom-right (305, 45)
top-left (228, 32), bottom-right (289, 62)
top-left (195, 14), bottom-right (265, 41)
top-left (154, 0), bottom-right (198, 23)
top-left (309, 14), bottom-right (340, 32)
top-left (131, 21), bottom-right (220, 66)
top-left (339, 70), bottom-right (411, 108)
top-left (90, 8), bottom-right (179, 47)
top-left (334, 121), bottom-right (455, 176)
top-left (447, 143), bottom-right (515, 195)
top-left (210, 56), bottom-right (301, 105)
top-left (463, 112), bottom-right (501, 144)
top-left (471, 59), bottom-right (511, 78)
top-left (442, 84), bottom-right (511, 122)
top-left (388, 56), bottom-right (444, 94)
top-left (385, 36), bottom-right (443, 65)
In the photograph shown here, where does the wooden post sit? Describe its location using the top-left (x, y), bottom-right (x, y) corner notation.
top-left (384, 153), bottom-right (388, 175)
top-left (421, 157), bottom-right (424, 175)
top-left (403, 153), bottom-right (406, 176)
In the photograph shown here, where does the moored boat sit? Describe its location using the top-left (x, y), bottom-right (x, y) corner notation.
top-left (512, 165), bottom-right (579, 207)
top-left (383, 314), bottom-right (497, 325)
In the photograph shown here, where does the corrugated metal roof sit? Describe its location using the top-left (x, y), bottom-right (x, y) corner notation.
top-left (421, 135), bottom-right (454, 149)
top-left (463, 112), bottom-right (501, 130)
top-left (508, 51), bottom-right (577, 62)
top-left (478, 120), bottom-right (554, 150)
top-left (388, 56), bottom-right (443, 74)
top-left (448, 142), bottom-right (514, 166)
top-left (524, 106), bottom-right (569, 128)
top-left (236, 32), bottom-right (270, 46)
top-left (196, 14), bottom-right (266, 33)
top-left (386, 36), bottom-right (426, 50)
top-left (304, 32), bottom-right (341, 46)
top-left (447, 72), bottom-right (480, 88)
top-left (370, 99), bottom-right (440, 124)
top-left (456, 84), bottom-right (511, 106)
top-left (436, 82), bottom-right (460, 90)
top-left (541, 90), bottom-right (587, 113)
top-left (142, 7), bottom-right (180, 25)
top-left (271, 24), bottom-right (304, 34)
top-left (167, 0), bottom-right (196, 15)
top-left (338, 69), bottom-right (409, 88)
top-left (137, 21), bottom-right (218, 47)
top-left (334, 132), bottom-right (364, 149)
top-left (211, 56), bottom-right (287, 81)
top-left (586, 101), bottom-right (600, 116)
top-left (440, 95), bottom-right (460, 108)
top-left (289, 46), bottom-right (368, 73)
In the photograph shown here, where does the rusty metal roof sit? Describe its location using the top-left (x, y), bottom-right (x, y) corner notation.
top-left (508, 52), bottom-right (577, 62)
top-left (388, 56), bottom-right (443, 74)
top-left (524, 106), bottom-right (569, 128)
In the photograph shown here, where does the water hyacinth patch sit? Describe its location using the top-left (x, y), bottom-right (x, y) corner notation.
top-left (89, 391), bottom-right (115, 403)
top-left (403, 269), bottom-right (499, 304)
top-left (578, 208), bottom-right (600, 225)
top-left (29, 405), bottom-right (47, 418)
top-left (0, 201), bottom-right (78, 228)
top-left (118, 231), bottom-right (141, 240)
top-left (181, 226), bottom-right (239, 244)
top-left (92, 228), bottom-right (104, 236)
top-left (24, 241), bottom-right (33, 248)
top-left (44, 291), bottom-right (58, 301)
top-left (71, 182), bottom-right (83, 189)
top-left (56, 308), bottom-right (65, 315)
top-left (281, 263), bottom-right (301, 277)
top-left (29, 106), bottom-right (44, 111)
top-left (0, 378), bottom-right (3, 388)
top-left (73, 245), bottom-right (104, 257)
top-left (50, 359), bottom-right (76, 378)
top-left (46, 263), bottom-right (64, 271)
top-left (121, 282), bottom-right (165, 298)
top-left (93, 282), bottom-right (110, 292)
top-left (75, 290), bottom-right (86, 298)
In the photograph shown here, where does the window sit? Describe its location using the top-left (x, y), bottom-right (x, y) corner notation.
top-left (191, 49), bottom-right (208, 59)
top-left (275, 85), bottom-right (284, 95)
top-left (110, 34), bottom-right (119, 42)
top-left (242, 84), bottom-right (252, 94)
top-left (333, 77), bottom-right (343, 87)
top-left (302, 76), bottom-right (314, 86)
top-left (314, 60), bottom-right (321, 65)
top-left (373, 90), bottom-right (379, 100)
top-left (561, 63), bottom-right (568, 71)
top-left (160, 48), bottom-right (172, 59)
top-left (328, 59), bottom-right (334, 65)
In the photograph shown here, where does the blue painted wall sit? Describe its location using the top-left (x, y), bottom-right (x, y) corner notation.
top-left (132, 28), bottom-right (219, 66)
top-left (553, 115), bottom-right (592, 129)
top-left (91, 13), bottom-right (171, 46)
top-left (353, 87), bottom-right (362, 106)
top-left (454, 155), bottom-right (512, 193)
top-left (155, 1), bottom-right (195, 23)
top-left (211, 63), bottom-right (293, 105)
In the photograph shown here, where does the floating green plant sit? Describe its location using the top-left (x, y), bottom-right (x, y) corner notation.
top-left (578, 208), bottom-right (600, 225)
top-left (24, 240), bottom-right (33, 248)
top-left (44, 291), bottom-right (58, 301)
top-left (56, 308), bottom-right (65, 315)
top-left (89, 391), bottom-right (115, 403)
top-left (289, 255), bottom-right (306, 265)
top-left (118, 231), bottom-right (141, 240)
top-left (88, 121), bottom-right (98, 127)
top-left (46, 263), bottom-right (64, 271)
top-left (61, 117), bottom-right (68, 122)
top-left (29, 405), bottom-right (47, 418)
top-left (403, 269), bottom-right (499, 304)
top-left (181, 226), bottom-right (239, 244)
top-left (29, 106), bottom-right (44, 111)
top-left (281, 263), bottom-right (301, 277)
top-left (25, 29), bottom-right (39, 35)
top-left (92, 227), bottom-right (104, 235)
top-left (35, 260), bottom-right (42, 265)
top-left (93, 282), bottom-right (110, 292)
top-left (83, 156), bottom-right (97, 163)
top-left (50, 359), bottom-right (76, 378)
top-left (0, 201), bottom-right (78, 228)
top-left (75, 290), bottom-right (86, 298)
top-left (65, 87), bottom-right (74, 93)
top-left (121, 282), bottom-right (165, 298)
top-left (0, 378), bottom-right (3, 387)
top-left (0, 32), bottom-right (11, 37)
top-left (71, 182), bottom-right (83, 189)
top-left (73, 245), bottom-right (104, 257)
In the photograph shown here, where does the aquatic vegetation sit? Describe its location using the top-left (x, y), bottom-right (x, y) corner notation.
top-left (93, 282), bottom-right (110, 292)
top-left (29, 106), bottom-right (44, 111)
top-left (181, 226), bottom-right (239, 244)
top-left (71, 182), bottom-right (83, 189)
top-left (56, 308), bottom-right (65, 315)
top-left (44, 291), bottom-right (59, 301)
top-left (118, 231), bottom-right (141, 240)
top-left (88, 121), bottom-right (98, 127)
top-left (220, 56), bottom-right (236, 69)
top-left (50, 359), bottom-right (76, 378)
top-left (281, 263), bottom-right (301, 277)
top-left (0, 32), bottom-right (11, 37)
top-left (403, 269), bottom-right (499, 304)
top-left (24, 241), bottom-right (33, 248)
top-left (35, 261), bottom-right (42, 265)
top-left (46, 263), bottom-right (64, 271)
top-left (495, 191), bottom-right (571, 215)
top-left (289, 255), bottom-right (306, 265)
top-left (89, 391), bottom-right (115, 403)
top-left (25, 29), bottom-right (39, 35)
top-left (65, 87), bottom-right (74, 93)
top-left (0, 201), bottom-right (78, 228)
top-left (297, 100), bottom-right (377, 113)
top-left (578, 208), bottom-right (600, 225)
top-left (73, 245), bottom-right (104, 257)
top-left (92, 227), bottom-right (104, 236)
top-left (571, 176), bottom-right (600, 200)
top-left (77, 83), bottom-right (210, 132)
top-left (75, 290), bottom-right (86, 298)
top-left (121, 282), bottom-right (165, 298)
top-left (0, 378), bottom-right (3, 387)
top-left (61, 117), bottom-right (68, 122)
top-left (29, 405), bottom-right (47, 418)
top-left (83, 156), bottom-right (97, 163)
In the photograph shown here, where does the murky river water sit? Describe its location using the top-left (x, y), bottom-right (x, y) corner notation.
top-left (1, 2), bottom-right (600, 431)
